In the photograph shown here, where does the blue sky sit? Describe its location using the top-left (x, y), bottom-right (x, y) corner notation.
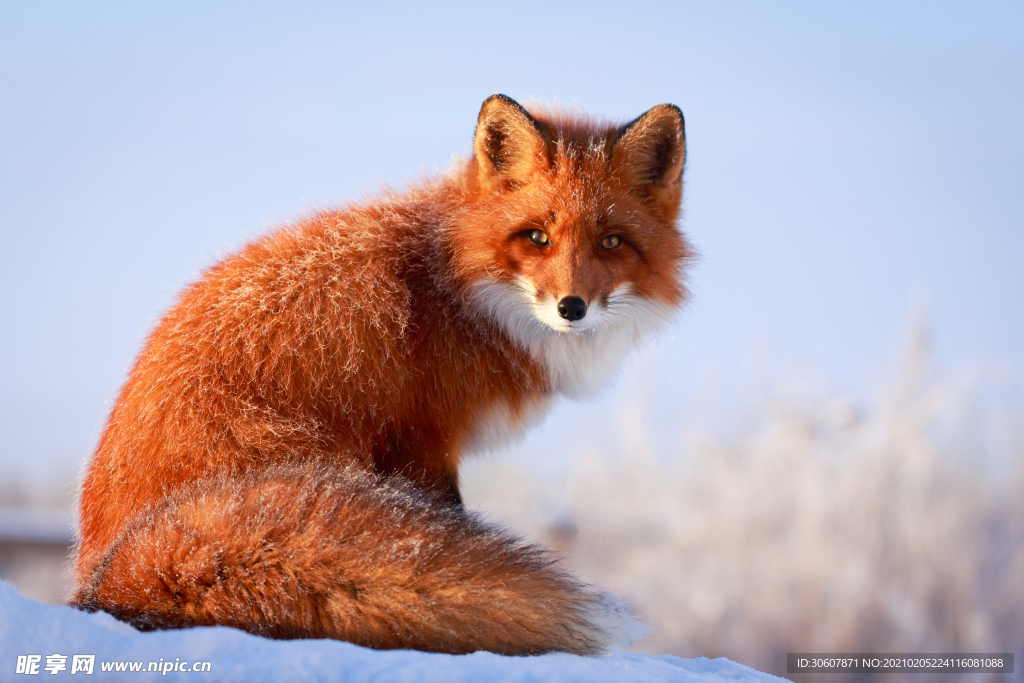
top-left (1, 2), bottom-right (1022, 481)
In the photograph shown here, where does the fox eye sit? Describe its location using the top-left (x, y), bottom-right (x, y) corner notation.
top-left (528, 229), bottom-right (550, 246)
top-left (600, 234), bottom-right (622, 250)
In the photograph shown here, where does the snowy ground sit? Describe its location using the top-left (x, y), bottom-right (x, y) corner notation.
top-left (0, 581), bottom-right (782, 682)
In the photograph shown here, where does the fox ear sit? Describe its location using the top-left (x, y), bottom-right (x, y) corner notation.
top-left (474, 94), bottom-right (549, 192)
top-left (611, 104), bottom-right (686, 210)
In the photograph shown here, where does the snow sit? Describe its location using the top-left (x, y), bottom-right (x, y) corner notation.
top-left (0, 580), bottom-right (783, 682)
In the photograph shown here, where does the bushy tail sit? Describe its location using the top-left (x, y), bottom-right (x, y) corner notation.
top-left (71, 461), bottom-right (640, 655)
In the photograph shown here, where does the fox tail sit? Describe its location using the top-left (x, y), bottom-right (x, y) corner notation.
top-left (71, 461), bottom-right (642, 655)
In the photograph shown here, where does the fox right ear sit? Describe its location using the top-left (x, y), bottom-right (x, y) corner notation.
top-left (611, 104), bottom-right (686, 214)
top-left (474, 94), bottom-right (549, 193)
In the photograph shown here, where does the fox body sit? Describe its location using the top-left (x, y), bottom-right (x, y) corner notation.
top-left (72, 95), bottom-right (691, 655)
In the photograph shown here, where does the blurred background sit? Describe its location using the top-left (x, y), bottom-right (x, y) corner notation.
top-left (1, 1), bottom-right (1021, 679)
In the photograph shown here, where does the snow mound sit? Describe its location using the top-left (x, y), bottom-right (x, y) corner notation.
top-left (0, 580), bottom-right (781, 682)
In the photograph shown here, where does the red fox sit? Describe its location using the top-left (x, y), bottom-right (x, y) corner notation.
top-left (71, 94), bottom-right (691, 655)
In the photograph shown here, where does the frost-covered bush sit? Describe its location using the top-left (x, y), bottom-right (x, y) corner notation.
top-left (464, 326), bottom-right (1024, 681)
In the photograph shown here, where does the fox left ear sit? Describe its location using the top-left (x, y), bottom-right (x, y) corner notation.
top-left (474, 94), bottom-right (550, 193)
top-left (611, 104), bottom-right (686, 212)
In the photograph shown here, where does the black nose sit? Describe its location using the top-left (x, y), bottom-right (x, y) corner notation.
top-left (557, 296), bottom-right (587, 321)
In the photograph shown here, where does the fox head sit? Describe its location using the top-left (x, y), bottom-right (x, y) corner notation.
top-left (453, 95), bottom-right (692, 393)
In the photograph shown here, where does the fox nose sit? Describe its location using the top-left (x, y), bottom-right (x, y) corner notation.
top-left (557, 296), bottom-right (587, 321)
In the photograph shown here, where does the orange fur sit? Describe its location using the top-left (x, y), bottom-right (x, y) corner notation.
top-left (72, 95), bottom-right (692, 655)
